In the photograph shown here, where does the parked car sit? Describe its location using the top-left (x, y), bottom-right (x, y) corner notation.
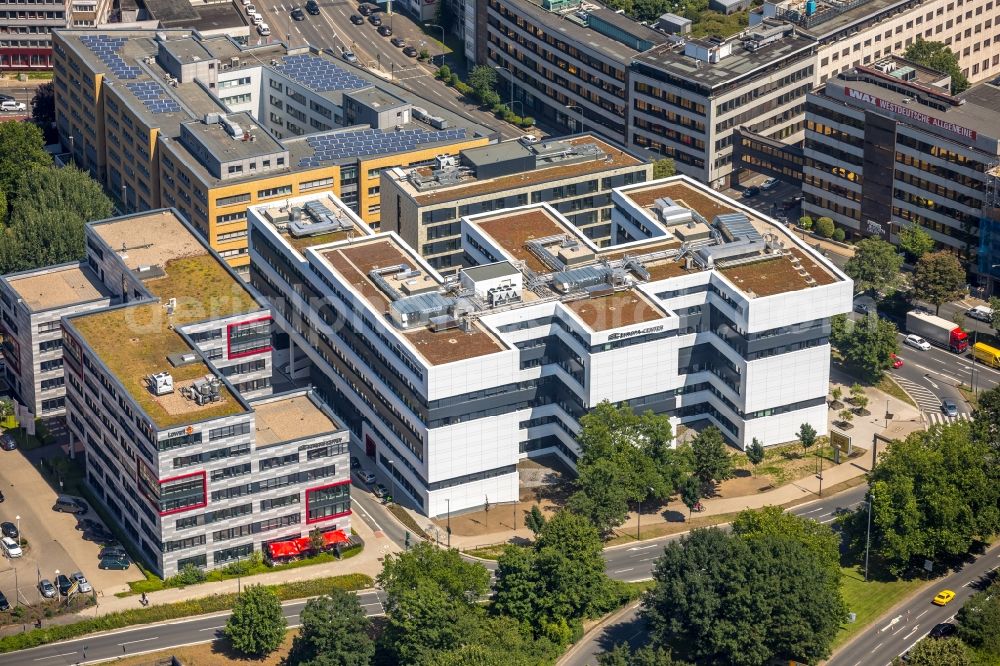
top-left (71, 572), bottom-right (92, 594)
top-left (941, 398), bottom-right (958, 417)
top-left (932, 589), bottom-right (956, 606)
top-left (305, 0), bottom-right (320, 13)
top-left (350, 13), bottom-right (364, 24)
top-left (99, 554), bottom-right (130, 570)
top-left (38, 579), bottom-right (56, 598)
top-left (56, 574), bottom-right (73, 596)
top-left (258, 23), bottom-right (271, 36)
top-left (0, 590), bottom-right (10, 611)
top-left (0, 100), bottom-right (26, 113)
top-left (0, 433), bottom-right (16, 451)
top-left (357, 2), bottom-right (372, 14)
top-left (905, 334), bottom-right (932, 351)
top-left (966, 305), bottom-right (994, 322)
top-left (350, 456), bottom-right (360, 469)
top-left (53, 496), bottom-right (88, 514)
top-left (1, 536), bottom-right (21, 558)
top-left (760, 177), bottom-right (779, 190)
top-left (368, 13), bottom-right (382, 25)
top-left (853, 301), bottom-right (871, 315)
top-left (245, 3), bottom-right (256, 14)
top-left (403, 45), bottom-right (418, 57)
top-left (390, 36), bottom-right (406, 47)
top-left (99, 544), bottom-right (126, 559)
top-left (76, 518), bottom-right (102, 532)
top-left (252, 14), bottom-right (265, 25)
top-left (929, 622), bottom-right (956, 639)
top-left (377, 24), bottom-right (392, 36)
top-left (0, 522), bottom-right (17, 540)
top-left (342, 50), bottom-right (358, 63)
top-left (357, 470), bottom-right (376, 484)
top-left (742, 185), bottom-right (760, 198)
top-left (373, 483), bottom-right (389, 499)
top-left (290, 6), bottom-right (305, 20)
top-left (519, 134), bottom-right (540, 145)
top-left (890, 353), bottom-right (903, 369)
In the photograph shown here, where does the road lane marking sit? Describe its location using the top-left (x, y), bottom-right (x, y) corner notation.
top-left (872, 642), bottom-right (883, 651)
top-left (198, 625), bottom-right (225, 632)
top-left (902, 625), bottom-right (919, 640)
top-left (33, 653), bottom-right (78, 661)
top-left (820, 517), bottom-right (837, 524)
top-left (120, 637), bottom-right (159, 646)
top-left (801, 507), bottom-right (824, 514)
top-left (612, 568), bottom-right (634, 573)
top-left (626, 544), bottom-right (659, 551)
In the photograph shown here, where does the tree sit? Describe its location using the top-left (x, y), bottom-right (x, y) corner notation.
top-left (377, 543), bottom-right (491, 663)
top-left (731, 506), bottom-right (840, 573)
top-left (831, 228), bottom-right (846, 242)
top-left (851, 383), bottom-right (869, 414)
top-left (844, 237), bottom-right (904, 298)
top-left (834, 315), bottom-right (901, 382)
top-left (468, 65), bottom-right (497, 96)
top-left (309, 528), bottom-right (325, 554)
top-left (598, 644), bottom-right (692, 665)
top-left (679, 475), bottom-right (701, 520)
top-left (223, 584), bottom-right (287, 657)
top-left (643, 528), bottom-right (846, 665)
top-left (798, 215), bottom-right (813, 230)
top-left (0, 121), bottom-right (49, 198)
top-left (524, 504), bottom-right (546, 536)
top-left (838, 409), bottom-right (854, 426)
top-left (831, 385), bottom-right (843, 405)
top-left (0, 166), bottom-right (114, 274)
top-left (912, 251), bottom-right (965, 315)
top-left (814, 216), bottom-right (835, 238)
top-left (842, 421), bottom-right (1000, 575)
top-left (900, 637), bottom-right (971, 666)
top-left (31, 82), bottom-right (55, 128)
top-left (904, 38), bottom-right (970, 94)
top-left (287, 589), bottom-right (374, 666)
top-left (425, 614), bottom-right (563, 666)
top-left (957, 579), bottom-right (1000, 655)
top-left (797, 423), bottom-right (817, 459)
top-left (652, 158), bottom-right (676, 179)
top-left (745, 438), bottom-right (765, 477)
top-left (971, 384), bottom-right (1000, 453)
top-left (897, 222), bottom-right (934, 260)
top-left (690, 426), bottom-right (733, 491)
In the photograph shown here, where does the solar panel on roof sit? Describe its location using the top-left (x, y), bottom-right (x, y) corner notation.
top-left (125, 80), bottom-right (181, 114)
top-left (297, 127), bottom-right (469, 166)
top-left (274, 54), bottom-right (368, 93)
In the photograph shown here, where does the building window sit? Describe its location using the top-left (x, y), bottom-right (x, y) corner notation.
top-left (177, 554), bottom-right (207, 570)
top-left (213, 543), bottom-right (253, 564)
top-left (258, 185), bottom-right (293, 198)
top-left (306, 482), bottom-right (350, 523)
top-left (228, 317), bottom-right (272, 358)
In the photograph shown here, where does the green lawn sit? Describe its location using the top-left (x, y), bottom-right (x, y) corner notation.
top-left (835, 566), bottom-right (928, 648)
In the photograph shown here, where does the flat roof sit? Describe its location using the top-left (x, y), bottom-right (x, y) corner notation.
top-left (70, 210), bottom-right (261, 429)
top-left (563, 290), bottom-right (665, 331)
top-left (508, 0), bottom-right (641, 64)
top-left (463, 261), bottom-right (520, 281)
top-left (182, 113), bottom-right (285, 162)
top-left (251, 191), bottom-right (374, 256)
top-left (474, 208), bottom-right (567, 273)
top-left (348, 87), bottom-right (409, 111)
top-left (252, 393), bottom-right (338, 448)
top-left (634, 32), bottom-right (815, 89)
top-left (6, 263), bottom-right (112, 312)
top-left (320, 237), bottom-right (506, 365)
top-left (410, 135), bottom-right (646, 206)
top-left (787, 0), bottom-right (913, 39)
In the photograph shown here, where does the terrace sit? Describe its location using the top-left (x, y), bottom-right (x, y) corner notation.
top-left (320, 237), bottom-right (506, 366)
top-left (252, 392), bottom-right (339, 448)
top-left (7, 263), bottom-right (112, 312)
top-left (563, 290), bottom-right (665, 331)
top-left (70, 212), bottom-right (262, 428)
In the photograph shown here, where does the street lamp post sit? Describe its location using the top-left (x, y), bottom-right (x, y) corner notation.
top-left (445, 498), bottom-right (451, 548)
top-left (864, 487), bottom-right (874, 581)
top-left (387, 459), bottom-right (397, 504)
top-left (68, 135), bottom-right (75, 165)
top-left (636, 497), bottom-right (641, 541)
top-left (498, 65), bottom-right (515, 112)
top-left (425, 23), bottom-right (445, 67)
top-left (121, 184), bottom-right (127, 214)
top-left (565, 104), bottom-right (586, 134)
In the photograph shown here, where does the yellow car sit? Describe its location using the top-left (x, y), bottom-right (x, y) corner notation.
top-left (932, 590), bottom-right (956, 606)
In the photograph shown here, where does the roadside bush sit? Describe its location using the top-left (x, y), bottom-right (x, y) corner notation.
top-left (832, 228), bottom-right (846, 242)
top-left (798, 215), bottom-right (813, 230)
top-left (221, 551), bottom-right (263, 576)
top-left (520, 116), bottom-right (535, 127)
top-left (418, 49), bottom-right (430, 60)
top-left (815, 216), bottom-right (835, 238)
top-left (170, 564), bottom-right (207, 586)
top-left (449, 73), bottom-right (459, 86)
top-left (436, 64), bottom-right (451, 79)
top-left (454, 81), bottom-right (473, 96)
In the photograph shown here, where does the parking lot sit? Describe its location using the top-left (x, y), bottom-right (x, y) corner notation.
top-left (0, 445), bottom-right (143, 612)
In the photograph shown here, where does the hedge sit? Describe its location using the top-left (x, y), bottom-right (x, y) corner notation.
top-left (0, 573), bottom-right (373, 654)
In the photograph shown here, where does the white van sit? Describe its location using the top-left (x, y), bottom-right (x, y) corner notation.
top-left (967, 305), bottom-right (994, 322)
top-left (257, 23), bottom-right (271, 36)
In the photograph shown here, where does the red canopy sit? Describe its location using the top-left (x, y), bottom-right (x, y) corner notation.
top-left (267, 540), bottom-right (301, 559)
top-left (322, 529), bottom-right (348, 546)
top-left (266, 530), bottom-right (349, 559)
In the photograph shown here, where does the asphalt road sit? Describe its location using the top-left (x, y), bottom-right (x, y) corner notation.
top-left (828, 544), bottom-right (1000, 666)
top-left (0, 590), bottom-right (387, 666)
top-left (254, 0), bottom-right (522, 140)
top-left (561, 485), bottom-right (871, 666)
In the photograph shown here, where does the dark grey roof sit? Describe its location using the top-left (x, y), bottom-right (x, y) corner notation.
top-left (463, 262), bottom-right (520, 281)
top-left (462, 141), bottom-right (533, 167)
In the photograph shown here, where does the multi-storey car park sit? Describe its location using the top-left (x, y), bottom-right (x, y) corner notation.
top-left (474, 0), bottom-right (1000, 188)
top-left (249, 176), bottom-right (851, 516)
top-left (51, 29), bottom-right (493, 272)
top-left (802, 56), bottom-right (1000, 266)
top-left (380, 135), bottom-right (652, 273)
top-left (2, 208), bottom-right (355, 577)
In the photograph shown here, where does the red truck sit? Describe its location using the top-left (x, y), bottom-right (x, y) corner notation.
top-left (905, 310), bottom-right (969, 353)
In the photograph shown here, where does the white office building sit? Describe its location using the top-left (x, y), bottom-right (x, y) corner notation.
top-left (250, 176), bottom-right (851, 516)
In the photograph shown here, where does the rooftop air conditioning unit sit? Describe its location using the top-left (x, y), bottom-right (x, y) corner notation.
top-left (148, 371), bottom-right (174, 396)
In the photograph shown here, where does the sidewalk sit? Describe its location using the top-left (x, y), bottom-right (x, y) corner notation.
top-left (0, 514), bottom-right (399, 633)
top-left (420, 379), bottom-right (924, 552)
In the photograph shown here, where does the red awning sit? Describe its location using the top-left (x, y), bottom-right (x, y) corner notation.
top-left (322, 530), bottom-right (348, 546)
top-left (267, 540), bottom-right (302, 559)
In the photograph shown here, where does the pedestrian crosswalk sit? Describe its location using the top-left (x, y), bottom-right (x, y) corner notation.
top-left (893, 376), bottom-right (972, 426)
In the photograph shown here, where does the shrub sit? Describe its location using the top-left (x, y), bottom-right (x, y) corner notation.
top-left (814, 216), bottom-right (835, 238)
top-left (798, 215), bottom-right (813, 230)
top-left (418, 49), bottom-right (430, 60)
top-left (454, 81), bottom-right (473, 96)
top-left (436, 64), bottom-right (451, 79)
top-left (520, 116), bottom-right (535, 127)
top-left (449, 73), bottom-right (459, 86)
top-left (832, 228), bottom-right (846, 242)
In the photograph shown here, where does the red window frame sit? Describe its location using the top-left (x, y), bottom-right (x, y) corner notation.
top-left (305, 480), bottom-right (352, 525)
top-left (226, 315), bottom-right (273, 360)
top-left (146, 469), bottom-right (208, 517)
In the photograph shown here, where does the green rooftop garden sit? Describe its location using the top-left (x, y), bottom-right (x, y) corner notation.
top-left (70, 253), bottom-right (261, 429)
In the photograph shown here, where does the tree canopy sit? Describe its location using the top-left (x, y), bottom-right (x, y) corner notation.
top-left (904, 38), bottom-right (970, 94)
top-left (689, 426), bottom-right (733, 492)
top-left (731, 506), bottom-right (840, 573)
top-left (831, 313), bottom-right (900, 382)
top-left (897, 222), bottom-right (934, 260)
top-left (957, 579), bottom-right (1000, 657)
top-left (643, 527), bottom-right (846, 665)
top-left (0, 121), bottom-right (50, 200)
top-left (843, 421), bottom-right (1000, 575)
top-left (897, 637), bottom-right (972, 666)
top-left (286, 589), bottom-right (374, 666)
top-left (912, 251), bottom-right (966, 315)
top-left (844, 237), bottom-right (904, 297)
top-left (223, 584), bottom-right (287, 657)
top-left (652, 158), bottom-right (676, 179)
